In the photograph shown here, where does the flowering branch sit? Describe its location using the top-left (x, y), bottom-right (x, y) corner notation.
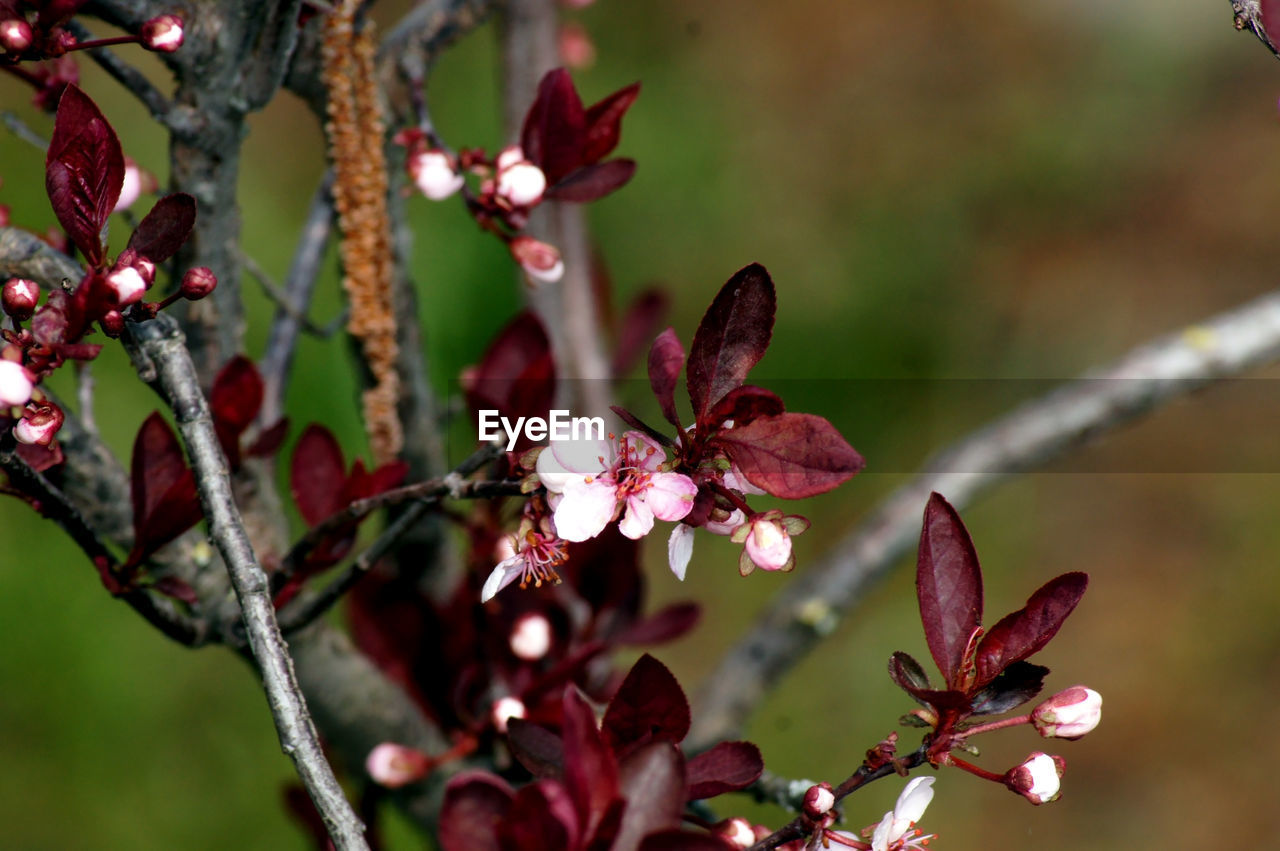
top-left (690, 285), bottom-right (1280, 749)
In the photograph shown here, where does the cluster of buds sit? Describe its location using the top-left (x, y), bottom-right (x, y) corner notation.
top-left (0, 8), bottom-right (181, 68)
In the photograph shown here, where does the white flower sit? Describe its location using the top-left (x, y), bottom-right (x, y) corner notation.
top-left (409, 149), bottom-right (465, 200)
top-left (509, 612), bottom-right (553, 661)
top-left (1005, 752), bottom-right (1064, 805)
top-left (490, 696), bottom-right (527, 733)
top-left (870, 776), bottom-right (936, 851)
top-left (365, 742), bottom-right (429, 788)
top-left (1032, 686), bottom-right (1102, 740)
top-left (0, 360), bottom-right (34, 407)
top-left (509, 236), bottom-right (564, 284)
top-left (115, 160), bottom-right (142, 212)
top-left (481, 519), bottom-right (569, 602)
top-left (495, 158), bottom-right (547, 207)
top-left (105, 266), bottom-right (147, 306)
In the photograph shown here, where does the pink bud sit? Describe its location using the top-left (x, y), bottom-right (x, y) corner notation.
top-left (509, 612), bottom-right (553, 661)
top-left (558, 22), bottom-right (596, 69)
top-left (365, 743), bottom-right (430, 788)
top-left (496, 160), bottom-right (547, 207)
top-left (495, 145), bottom-right (526, 173)
top-left (0, 18), bottom-right (33, 53)
top-left (105, 266), bottom-right (147, 306)
top-left (14, 403), bottom-right (64, 446)
top-left (490, 696), bottom-right (527, 733)
top-left (180, 266), bottom-right (217, 300)
top-left (509, 236), bottom-right (564, 284)
top-left (802, 782), bottom-right (835, 820)
top-left (1032, 686), bottom-right (1102, 740)
top-left (141, 14), bottom-right (184, 53)
top-left (100, 310), bottom-right (125, 337)
top-left (114, 159), bottom-right (143, 212)
top-left (744, 516), bottom-right (792, 571)
top-left (408, 148), bottom-right (464, 200)
top-left (3, 278), bottom-right (40, 321)
top-left (0, 359), bottom-right (34, 407)
top-left (711, 818), bottom-right (757, 849)
top-left (1004, 752), bottom-right (1064, 805)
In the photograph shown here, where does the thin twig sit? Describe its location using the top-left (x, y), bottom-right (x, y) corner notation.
top-left (123, 313), bottom-right (369, 850)
top-left (240, 247), bottom-right (345, 338)
top-left (0, 110), bottom-right (48, 150)
top-left (689, 287), bottom-right (1280, 751)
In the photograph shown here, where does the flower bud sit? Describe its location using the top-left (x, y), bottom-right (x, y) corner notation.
top-left (0, 18), bottom-right (33, 53)
top-left (0, 359), bottom-right (34, 407)
top-left (1004, 752), bottom-right (1064, 805)
top-left (105, 265), bottom-right (147, 306)
top-left (100, 310), bottom-right (125, 338)
top-left (495, 159), bottom-right (547, 207)
top-left (711, 818), bottom-right (758, 849)
top-left (495, 145), bottom-right (525, 173)
top-left (141, 14), bottom-right (184, 53)
top-left (744, 515), bottom-right (792, 572)
top-left (509, 236), bottom-right (564, 284)
top-left (14, 403), bottom-right (64, 446)
top-left (408, 148), bottom-right (464, 200)
top-left (3, 278), bottom-right (40, 321)
top-left (1032, 686), bottom-right (1102, 740)
top-left (558, 22), bottom-right (596, 69)
top-left (509, 612), bottom-right (553, 661)
top-left (114, 159), bottom-right (148, 213)
top-left (365, 742), bottom-right (430, 788)
top-left (802, 782), bottom-right (835, 820)
top-left (491, 696), bottom-right (527, 733)
top-left (180, 266), bottom-right (217, 300)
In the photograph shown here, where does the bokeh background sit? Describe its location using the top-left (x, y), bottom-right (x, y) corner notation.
top-left (3, 0), bottom-right (1280, 848)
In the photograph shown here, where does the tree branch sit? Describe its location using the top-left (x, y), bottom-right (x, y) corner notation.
top-left (124, 313), bottom-right (369, 850)
top-left (689, 287), bottom-right (1280, 750)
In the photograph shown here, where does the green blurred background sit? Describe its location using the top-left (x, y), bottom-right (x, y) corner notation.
top-left (4, 0), bottom-right (1280, 848)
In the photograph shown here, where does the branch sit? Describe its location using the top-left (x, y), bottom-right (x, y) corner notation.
top-left (689, 287), bottom-right (1280, 750)
top-left (124, 313), bottom-right (369, 850)
top-left (0, 227), bottom-right (83, 289)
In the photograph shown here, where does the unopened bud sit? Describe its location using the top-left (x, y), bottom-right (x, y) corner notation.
top-left (3, 278), bottom-right (40, 321)
top-left (0, 359), bottom-right (34, 407)
top-left (408, 148), bottom-right (464, 200)
top-left (180, 266), bottom-right (217, 300)
top-left (105, 266), bottom-right (147, 306)
top-left (509, 236), bottom-right (563, 284)
top-left (0, 18), bottom-right (33, 52)
top-left (495, 145), bottom-right (526, 173)
top-left (491, 696), bottom-right (527, 733)
top-left (14, 403), bottom-right (64, 446)
top-left (100, 310), bottom-right (125, 338)
top-left (115, 159), bottom-right (143, 212)
top-left (509, 612), bottom-right (553, 661)
top-left (558, 21), bottom-right (596, 69)
top-left (495, 159), bottom-right (547, 207)
top-left (141, 14), bottom-right (184, 53)
top-left (711, 817), bottom-right (757, 849)
top-left (365, 742), bottom-right (430, 788)
top-left (1032, 686), bottom-right (1102, 740)
top-left (743, 515), bottom-right (792, 572)
top-left (1004, 752), bottom-right (1064, 805)
top-left (802, 782), bottom-right (835, 820)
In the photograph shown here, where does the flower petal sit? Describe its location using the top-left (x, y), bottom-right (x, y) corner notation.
top-left (622, 430), bottom-right (666, 470)
top-left (618, 493), bottom-right (655, 539)
top-left (482, 555), bottom-right (525, 603)
top-left (645, 471), bottom-right (698, 522)
top-left (667, 524), bottom-right (694, 581)
top-left (553, 477), bottom-right (618, 541)
top-left (893, 776), bottom-right (935, 826)
top-left (537, 435), bottom-right (614, 492)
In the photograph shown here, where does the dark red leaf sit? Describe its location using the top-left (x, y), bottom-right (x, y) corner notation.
top-left (685, 740), bottom-right (763, 800)
top-left (500, 781), bottom-right (580, 850)
top-left (916, 493), bottom-right (984, 689)
top-left (211, 356), bottom-right (264, 435)
top-left (363, 460), bottom-right (409, 499)
top-left (613, 603), bottom-right (701, 646)
top-left (45, 85), bottom-right (124, 266)
top-left (16, 440), bottom-right (63, 472)
top-left (128, 412), bottom-right (201, 564)
top-left (521, 68), bottom-right (588, 185)
top-left (439, 771), bottom-right (513, 851)
top-left (290, 424), bottom-right (346, 525)
top-left (613, 742), bottom-right (685, 851)
top-left (686, 264), bottom-right (776, 421)
top-left (704, 385), bottom-right (785, 431)
top-left (638, 830), bottom-right (734, 851)
top-left (887, 652), bottom-right (970, 711)
top-left (547, 159), bottom-right (636, 202)
top-left (602, 654), bottom-right (691, 753)
top-left (563, 687), bottom-right (619, 832)
top-left (969, 661), bottom-right (1049, 716)
top-left (247, 418), bottom-right (289, 457)
top-left (466, 311), bottom-right (556, 452)
top-left (647, 328), bottom-right (685, 428)
top-left (714, 412), bottom-right (863, 498)
top-left (973, 572), bottom-right (1089, 689)
top-left (610, 405), bottom-right (675, 448)
top-left (506, 719), bottom-right (565, 779)
top-left (151, 575), bottom-right (199, 605)
top-left (126, 193), bottom-right (196, 262)
top-left (612, 288), bottom-right (670, 377)
top-left (583, 82), bottom-right (640, 164)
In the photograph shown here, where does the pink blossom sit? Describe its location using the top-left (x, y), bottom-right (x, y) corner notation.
top-left (1, 18), bottom-right (33, 53)
top-left (1005, 752), bottom-right (1064, 805)
top-left (537, 431), bottom-right (697, 542)
top-left (3, 278), bottom-right (40, 321)
top-left (509, 612), bottom-right (553, 661)
top-left (667, 508), bottom-right (746, 581)
top-left (180, 267), bottom-right (217, 300)
top-left (509, 236), bottom-right (564, 284)
top-left (115, 159), bottom-right (143, 212)
top-left (869, 776), bottom-right (935, 851)
top-left (140, 14), bottom-right (184, 53)
top-left (14, 403), bottom-right (64, 446)
top-left (0, 360), bottom-right (34, 408)
top-left (365, 742), bottom-right (430, 788)
top-left (105, 266), bottom-right (147, 306)
top-left (495, 151), bottom-right (547, 207)
top-left (732, 512), bottom-right (809, 574)
top-left (408, 148), bottom-right (465, 200)
top-left (481, 518), bottom-right (569, 602)
top-left (1032, 686), bottom-right (1102, 740)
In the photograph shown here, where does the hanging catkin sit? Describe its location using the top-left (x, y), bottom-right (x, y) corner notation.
top-left (322, 0), bottom-right (402, 463)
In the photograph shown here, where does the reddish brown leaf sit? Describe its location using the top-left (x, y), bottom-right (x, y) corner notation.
top-left (887, 652), bottom-right (970, 711)
top-left (45, 85), bottom-right (124, 266)
top-left (686, 264), bottom-right (775, 421)
top-left (128, 412), bottom-right (201, 564)
top-left (506, 719), bottom-right (565, 779)
top-left (547, 158), bottom-right (636, 202)
top-left (647, 328), bottom-right (685, 428)
top-left (704, 385), bottom-right (785, 430)
top-left (439, 771), bottom-right (513, 851)
top-left (612, 288), bottom-right (670, 377)
top-left (601, 654), bottom-right (691, 753)
top-left (614, 603), bottom-right (701, 646)
top-left (211, 356), bottom-right (264, 435)
top-left (466, 311), bottom-right (556, 451)
top-left (563, 687), bottom-right (619, 834)
top-left (583, 82), bottom-right (640, 164)
top-left (969, 661), bottom-right (1049, 715)
top-left (684, 740), bottom-right (763, 800)
top-left (126, 193), bottom-right (196, 262)
top-left (247, 418), bottom-right (289, 457)
top-left (521, 68), bottom-right (588, 185)
top-left (500, 781), bottom-right (579, 850)
top-left (613, 742), bottom-right (685, 851)
top-left (916, 493), bottom-right (984, 689)
top-left (714, 412), bottom-right (863, 498)
top-left (973, 572), bottom-right (1089, 688)
top-left (289, 424), bottom-right (346, 525)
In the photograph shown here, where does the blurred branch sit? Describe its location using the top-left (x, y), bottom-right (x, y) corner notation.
top-left (124, 313), bottom-right (369, 850)
top-left (690, 288), bottom-right (1280, 750)
top-left (1, 110), bottom-right (48, 150)
top-left (0, 227), bottom-right (82, 289)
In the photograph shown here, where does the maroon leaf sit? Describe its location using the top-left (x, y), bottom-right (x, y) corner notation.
top-left (686, 264), bottom-right (776, 421)
top-left (610, 405), bottom-right (674, 448)
top-left (522, 68), bottom-right (588, 185)
top-left (290, 424), bottom-right (346, 525)
top-left (151, 575), bottom-right (199, 605)
top-left (583, 82), bottom-right (640, 164)
top-left (45, 85), bottom-right (124, 266)
top-left (969, 661), bottom-right (1049, 716)
top-left (506, 718), bottom-right (565, 779)
top-left (685, 741), bottom-right (763, 800)
top-left (466, 311), bottom-right (556, 451)
top-left (126, 193), bottom-right (196, 262)
top-left (612, 288), bottom-right (670, 377)
top-left (714, 412), bottom-right (863, 498)
top-left (704, 385), bottom-right (785, 431)
top-left (887, 653), bottom-right (970, 711)
top-left (500, 781), bottom-right (580, 850)
top-left (613, 742), bottom-right (686, 851)
top-left (973, 572), bottom-right (1089, 689)
top-left (247, 418), bottom-right (289, 457)
top-left (211, 356), bottom-right (264, 436)
top-left (613, 602), bottom-right (701, 646)
top-left (916, 493), bottom-right (984, 689)
top-left (602, 655), bottom-right (691, 754)
top-left (647, 328), bottom-right (685, 428)
top-left (547, 159), bottom-right (637, 203)
top-left (563, 687), bottom-right (619, 834)
top-left (439, 771), bottom-right (512, 851)
top-left (128, 412), bottom-right (202, 565)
